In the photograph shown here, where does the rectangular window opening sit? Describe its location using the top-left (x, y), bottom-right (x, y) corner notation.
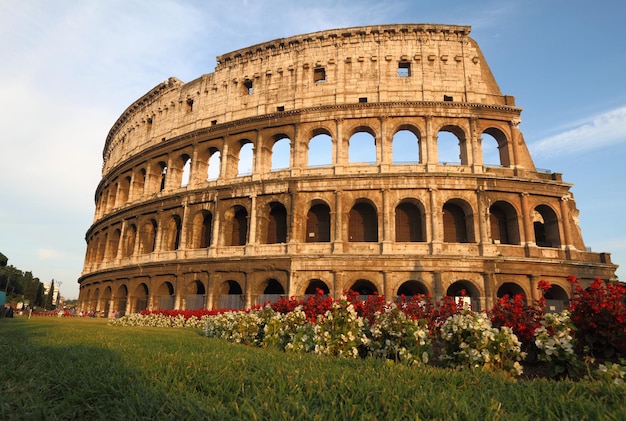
top-left (244, 79), bottom-right (253, 95)
top-left (277, 106), bottom-right (285, 112)
top-left (398, 62), bottom-right (411, 77)
top-left (444, 95), bottom-right (453, 102)
top-left (359, 97), bottom-right (368, 103)
top-left (314, 67), bottom-right (326, 83)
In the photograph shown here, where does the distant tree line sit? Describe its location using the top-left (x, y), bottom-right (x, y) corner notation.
top-left (0, 251), bottom-right (50, 309)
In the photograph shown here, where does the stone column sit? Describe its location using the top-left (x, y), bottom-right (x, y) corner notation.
top-left (428, 188), bottom-right (441, 253)
top-left (424, 115), bottom-right (437, 169)
top-left (381, 189), bottom-right (392, 253)
top-left (246, 194), bottom-right (258, 252)
top-left (116, 220), bottom-right (127, 261)
top-left (379, 116), bottom-right (390, 166)
top-left (211, 196), bottom-right (221, 251)
top-left (560, 196), bottom-right (574, 249)
top-left (433, 271), bottom-right (444, 302)
top-left (520, 193), bottom-right (534, 246)
top-left (509, 119), bottom-right (521, 168)
top-left (332, 190), bottom-right (343, 253)
top-left (335, 118), bottom-right (346, 167)
top-left (179, 200), bottom-right (189, 250)
top-left (475, 188), bottom-right (489, 247)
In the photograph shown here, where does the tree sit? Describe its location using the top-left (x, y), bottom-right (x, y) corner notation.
top-left (0, 252), bottom-right (7, 267)
top-left (45, 279), bottom-right (55, 310)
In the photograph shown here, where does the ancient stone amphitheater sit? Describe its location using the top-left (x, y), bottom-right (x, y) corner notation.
top-left (78, 24), bottom-right (617, 315)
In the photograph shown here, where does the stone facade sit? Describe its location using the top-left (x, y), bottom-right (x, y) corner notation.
top-left (77, 24), bottom-right (617, 315)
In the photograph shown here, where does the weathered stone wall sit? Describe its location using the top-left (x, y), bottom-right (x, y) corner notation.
top-left (78, 24), bottom-right (616, 316)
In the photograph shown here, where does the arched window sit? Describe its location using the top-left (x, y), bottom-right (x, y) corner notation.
top-left (443, 201), bottom-right (472, 243)
top-left (271, 136), bottom-right (291, 171)
top-left (348, 202), bottom-right (378, 242)
top-left (349, 279), bottom-right (378, 298)
top-left (163, 215), bottom-right (182, 251)
top-left (533, 205), bottom-right (560, 248)
top-left (395, 202), bottom-right (424, 242)
top-left (489, 201), bottom-right (520, 245)
top-left (397, 280), bottom-right (429, 298)
top-left (265, 202), bottom-right (287, 244)
top-left (446, 280), bottom-right (480, 310)
top-left (305, 279), bottom-right (330, 295)
top-left (115, 285), bottom-right (128, 316)
top-left (186, 280), bottom-right (206, 310)
top-left (237, 141), bottom-right (254, 176)
top-left (191, 211), bottom-right (212, 249)
top-left (157, 281), bottom-right (175, 310)
top-left (158, 161), bottom-right (168, 191)
top-left (226, 206), bottom-right (248, 246)
top-left (97, 232), bottom-right (107, 262)
top-left (133, 283), bottom-right (149, 312)
top-left (118, 175), bottom-right (131, 205)
top-left (139, 219), bottom-right (157, 254)
top-left (219, 280), bottom-right (243, 309)
top-left (544, 284), bottom-right (569, 312)
top-left (180, 155), bottom-right (191, 187)
top-left (107, 229), bottom-right (121, 260)
top-left (207, 149), bottom-right (221, 180)
top-left (306, 203), bottom-right (331, 242)
top-left (348, 130), bottom-right (376, 164)
top-left (257, 279), bottom-right (285, 305)
top-left (482, 128), bottom-right (510, 167)
top-left (437, 127), bottom-right (466, 165)
top-left (122, 224), bottom-right (137, 257)
top-left (392, 129), bottom-right (420, 164)
top-left (308, 132), bottom-right (332, 166)
top-left (496, 282), bottom-right (525, 299)
top-left (200, 212), bottom-right (212, 248)
top-left (134, 169), bottom-right (146, 200)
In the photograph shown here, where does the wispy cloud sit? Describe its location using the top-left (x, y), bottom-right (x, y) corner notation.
top-left (530, 106), bottom-right (626, 157)
top-left (38, 249), bottom-right (68, 261)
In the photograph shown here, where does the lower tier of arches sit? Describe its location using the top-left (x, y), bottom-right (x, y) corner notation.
top-left (77, 255), bottom-right (615, 316)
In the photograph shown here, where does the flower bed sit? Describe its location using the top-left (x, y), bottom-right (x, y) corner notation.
top-left (109, 279), bottom-right (626, 382)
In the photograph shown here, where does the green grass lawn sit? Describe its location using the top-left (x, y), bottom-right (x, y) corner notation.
top-left (1, 317), bottom-right (624, 420)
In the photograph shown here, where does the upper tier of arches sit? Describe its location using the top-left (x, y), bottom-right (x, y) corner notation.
top-left (94, 115), bottom-right (536, 220)
top-left (101, 23), bottom-right (513, 173)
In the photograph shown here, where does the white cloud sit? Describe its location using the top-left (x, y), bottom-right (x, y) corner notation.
top-left (530, 106), bottom-right (626, 157)
top-left (38, 249), bottom-right (68, 260)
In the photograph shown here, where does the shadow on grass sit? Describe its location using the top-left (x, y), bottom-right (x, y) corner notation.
top-left (0, 317), bottom-right (208, 419)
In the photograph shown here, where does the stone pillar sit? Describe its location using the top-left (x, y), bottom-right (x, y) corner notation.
top-left (154, 211), bottom-right (164, 254)
top-left (509, 119), bottom-right (521, 168)
top-left (381, 189), bottom-right (392, 253)
top-left (433, 271), bottom-right (444, 302)
top-left (190, 145), bottom-right (204, 187)
top-left (179, 200), bottom-right (189, 250)
top-left (247, 194), bottom-right (258, 252)
top-left (206, 273), bottom-right (214, 310)
top-left (174, 274), bottom-right (182, 310)
top-left (529, 275), bottom-right (541, 303)
top-left (335, 118), bottom-right (346, 166)
top-left (333, 190), bottom-right (344, 253)
top-left (475, 188), bottom-right (489, 248)
top-left (560, 196), bottom-right (574, 249)
top-left (116, 220), bottom-right (127, 260)
top-left (424, 115), bottom-right (436, 168)
top-left (379, 116), bottom-right (389, 165)
top-left (482, 272), bottom-right (495, 310)
top-left (520, 193), bottom-right (534, 246)
top-left (211, 196), bottom-right (221, 250)
top-left (428, 188), bottom-right (442, 253)
top-left (469, 117), bottom-right (480, 168)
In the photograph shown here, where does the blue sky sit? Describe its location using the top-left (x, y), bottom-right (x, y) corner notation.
top-left (1, 0), bottom-right (624, 300)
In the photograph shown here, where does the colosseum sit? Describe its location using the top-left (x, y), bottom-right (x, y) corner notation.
top-left (77, 24), bottom-right (617, 315)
